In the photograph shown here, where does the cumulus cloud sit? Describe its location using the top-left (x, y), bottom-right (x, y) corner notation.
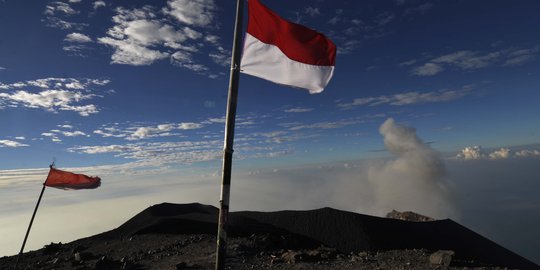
top-left (163, 0), bottom-right (217, 27)
top-left (93, 0), bottom-right (106, 10)
top-left (41, 132), bottom-right (62, 142)
top-left (456, 146), bottom-right (485, 160)
top-left (99, 37), bottom-right (170, 65)
top-left (412, 46), bottom-right (540, 76)
top-left (515, 149), bottom-right (540, 157)
top-left (337, 86), bottom-right (472, 109)
top-left (62, 130), bottom-right (87, 137)
top-left (0, 78), bottom-right (110, 116)
top-left (0, 90), bottom-right (98, 116)
top-left (0, 140), bottom-right (29, 148)
top-left (456, 146), bottom-right (540, 160)
top-left (65, 32), bottom-right (92, 43)
top-left (489, 148), bottom-right (510, 159)
top-left (97, 5), bottom-right (214, 69)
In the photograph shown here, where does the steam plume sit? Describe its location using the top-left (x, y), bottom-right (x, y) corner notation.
top-left (367, 118), bottom-right (455, 218)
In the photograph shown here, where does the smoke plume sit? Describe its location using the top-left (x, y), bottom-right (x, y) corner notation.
top-left (366, 118), bottom-right (456, 218)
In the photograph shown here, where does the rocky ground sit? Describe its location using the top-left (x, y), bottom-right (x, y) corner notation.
top-left (2, 204), bottom-right (537, 270)
top-left (2, 234), bottom-right (510, 270)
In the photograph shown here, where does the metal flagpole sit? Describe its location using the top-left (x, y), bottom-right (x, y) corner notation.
top-left (215, 0), bottom-right (244, 269)
top-left (14, 184), bottom-right (47, 270)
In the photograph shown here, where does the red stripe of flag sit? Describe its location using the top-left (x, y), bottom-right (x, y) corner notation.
top-left (246, 0), bottom-right (336, 66)
top-left (44, 168), bottom-right (101, 190)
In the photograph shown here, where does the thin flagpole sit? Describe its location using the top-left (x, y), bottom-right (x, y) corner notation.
top-left (14, 184), bottom-right (46, 270)
top-left (215, 0), bottom-right (245, 269)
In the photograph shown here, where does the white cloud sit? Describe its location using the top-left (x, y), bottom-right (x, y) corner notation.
top-left (303, 7), bottom-right (320, 17)
top-left (374, 11), bottom-right (395, 26)
top-left (170, 51), bottom-right (209, 71)
top-left (0, 140), bottom-right (29, 148)
top-left (93, 128), bottom-right (126, 138)
top-left (515, 149), bottom-right (540, 157)
top-left (288, 119), bottom-right (359, 131)
top-left (62, 130), bottom-right (87, 137)
top-left (456, 146), bottom-right (540, 160)
top-left (98, 5), bottom-right (209, 67)
top-left (399, 59), bottom-right (417, 67)
top-left (0, 78), bottom-right (110, 116)
top-left (208, 46), bottom-right (230, 67)
top-left (0, 66), bottom-right (6, 70)
top-left (41, 132), bottom-right (62, 142)
top-left (178, 122), bottom-right (204, 130)
top-left (15, 136), bottom-right (25, 140)
top-left (489, 148), bottom-right (511, 159)
top-left (69, 140), bottom-right (223, 166)
top-left (433, 50), bottom-right (499, 69)
top-left (93, 0), bottom-right (105, 9)
top-left (163, 0), bottom-right (217, 27)
top-left (337, 40), bottom-right (361, 55)
top-left (73, 144), bottom-right (133, 154)
top-left (99, 37), bottom-right (169, 66)
top-left (412, 46), bottom-right (540, 76)
top-left (44, 1), bottom-right (78, 16)
top-left (456, 146), bottom-right (485, 160)
top-left (65, 32), bottom-right (92, 43)
top-left (94, 121), bottom-right (206, 141)
top-left (0, 90), bottom-right (98, 116)
top-left (43, 17), bottom-right (88, 30)
top-left (412, 62), bottom-right (444, 76)
top-left (284, 107), bottom-right (314, 113)
top-left (337, 87), bottom-right (472, 109)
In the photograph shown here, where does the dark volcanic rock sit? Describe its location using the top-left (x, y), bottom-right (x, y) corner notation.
top-left (42, 242), bottom-right (63, 255)
top-left (3, 202), bottom-right (539, 270)
top-left (386, 209), bottom-right (435, 222)
top-left (237, 207), bottom-right (538, 269)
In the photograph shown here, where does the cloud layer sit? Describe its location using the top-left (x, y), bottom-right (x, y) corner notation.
top-left (456, 145), bottom-right (540, 160)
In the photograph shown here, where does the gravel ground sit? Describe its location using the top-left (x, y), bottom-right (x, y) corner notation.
top-left (2, 233), bottom-right (512, 270)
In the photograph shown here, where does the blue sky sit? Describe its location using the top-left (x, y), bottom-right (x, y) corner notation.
top-left (1, 0), bottom-right (540, 264)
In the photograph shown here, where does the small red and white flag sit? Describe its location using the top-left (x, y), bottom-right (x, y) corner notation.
top-left (44, 167), bottom-right (101, 190)
top-left (240, 0), bottom-right (336, 94)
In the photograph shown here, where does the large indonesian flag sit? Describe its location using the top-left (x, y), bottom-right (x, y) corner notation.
top-left (44, 167), bottom-right (101, 190)
top-left (240, 0), bottom-right (336, 94)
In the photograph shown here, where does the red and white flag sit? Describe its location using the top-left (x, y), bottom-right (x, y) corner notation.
top-left (240, 0), bottom-right (336, 94)
top-left (44, 167), bottom-right (101, 190)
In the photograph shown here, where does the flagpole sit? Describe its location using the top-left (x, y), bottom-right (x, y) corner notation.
top-left (215, 0), bottom-right (244, 269)
top-left (14, 183), bottom-right (46, 270)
